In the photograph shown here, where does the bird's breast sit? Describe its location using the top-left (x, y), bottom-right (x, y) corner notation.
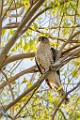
top-left (35, 45), bottom-right (54, 72)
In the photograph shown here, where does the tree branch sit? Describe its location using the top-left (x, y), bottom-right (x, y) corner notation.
top-left (1, 52), bottom-right (35, 68)
top-left (2, 0), bottom-right (14, 20)
top-left (0, 0), bottom-right (45, 67)
top-left (52, 81), bottom-right (80, 120)
top-left (0, 65), bottom-right (38, 90)
top-left (1, 70), bottom-right (14, 101)
top-left (0, 47), bottom-right (80, 117)
top-left (1, 70), bottom-right (15, 117)
top-left (58, 30), bottom-right (80, 58)
top-left (14, 85), bottom-right (39, 119)
top-left (0, 46), bottom-right (80, 90)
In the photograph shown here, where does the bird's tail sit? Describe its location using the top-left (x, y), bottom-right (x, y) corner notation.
top-left (58, 88), bottom-right (69, 104)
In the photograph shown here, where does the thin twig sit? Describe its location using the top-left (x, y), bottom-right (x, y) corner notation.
top-left (0, 65), bottom-right (38, 90)
top-left (13, 0), bottom-right (17, 22)
top-left (1, 70), bottom-right (14, 101)
top-left (1, 70), bottom-right (15, 117)
top-left (2, 0), bottom-right (14, 20)
top-left (0, 102), bottom-right (14, 120)
top-left (0, 0), bottom-right (4, 44)
top-left (14, 85), bottom-right (39, 119)
top-left (56, 13), bottom-right (64, 50)
top-left (59, 109), bottom-right (67, 120)
top-left (58, 30), bottom-right (80, 58)
top-left (52, 81), bottom-right (80, 120)
top-left (11, 60), bottom-right (22, 73)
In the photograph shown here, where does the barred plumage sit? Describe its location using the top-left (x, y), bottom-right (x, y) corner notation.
top-left (35, 36), bottom-right (69, 103)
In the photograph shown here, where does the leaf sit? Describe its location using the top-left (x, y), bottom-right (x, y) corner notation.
top-left (14, 105), bottom-right (19, 110)
top-left (33, 23), bottom-right (38, 30)
top-left (10, 29), bottom-right (14, 35)
top-left (68, 78), bottom-right (71, 85)
top-left (53, 96), bottom-right (60, 105)
top-left (27, 80), bottom-right (32, 88)
top-left (71, 70), bottom-right (79, 78)
top-left (23, 0), bottom-right (29, 9)
top-left (22, 77), bottom-right (27, 83)
top-left (77, 58), bottom-right (80, 62)
top-left (78, 118), bottom-right (80, 120)
top-left (56, 85), bottom-right (63, 91)
top-left (48, 93), bottom-right (53, 102)
top-left (2, 29), bottom-right (6, 36)
top-left (70, 1), bottom-right (77, 11)
top-left (77, 111), bottom-right (80, 117)
top-left (66, 107), bottom-right (70, 112)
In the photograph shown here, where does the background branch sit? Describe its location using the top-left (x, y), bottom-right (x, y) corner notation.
top-left (52, 81), bottom-right (80, 120)
top-left (1, 52), bottom-right (35, 68)
top-left (0, 65), bottom-right (38, 90)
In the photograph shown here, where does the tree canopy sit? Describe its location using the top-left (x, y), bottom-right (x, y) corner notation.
top-left (0, 0), bottom-right (80, 120)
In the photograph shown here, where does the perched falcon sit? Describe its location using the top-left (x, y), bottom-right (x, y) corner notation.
top-left (35, 36), bottom-right (69, 103)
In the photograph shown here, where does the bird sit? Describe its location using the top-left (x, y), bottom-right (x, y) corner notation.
top-left (35, 36), bottom-right (69, 103)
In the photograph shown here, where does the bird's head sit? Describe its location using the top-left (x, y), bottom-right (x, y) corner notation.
top-left (38, 36), bottom-right (49, 45)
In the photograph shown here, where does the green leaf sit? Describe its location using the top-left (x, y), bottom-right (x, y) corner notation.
top-left (2, 29), bottom-right (6, 36)
top-left (22, 77), bottom-right (27, 83)
top-left (78, 118), bottom-right (80, 120)
top-left (56, 85), bottom-right (63, 91)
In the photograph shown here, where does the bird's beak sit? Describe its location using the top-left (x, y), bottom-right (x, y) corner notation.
top-left (38, 41), bottom-right (41, 45)
top-left (37, 41), bottom-right (44, 47)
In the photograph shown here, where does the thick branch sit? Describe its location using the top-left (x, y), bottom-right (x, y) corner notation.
top-left (0, 47), bottom-right (80, 117)
top-left (1, 52), bottom-right (35, 68)
top-left (3, 23), bottom-right (80, 32)
top-left (58, 30), bottom-right (80, 58)
top-left (0, 59), bottom-right (64, 117)
top-left (39, 24), bottom-right (80, 29)
top-left (62, 45), bottom-right (80, 56)
top-left (1, 46), bottom-right (80, 90)
top-left (0, 65), bottom-right (38, 90)
top-left (30, 28), bottom-right (80, 44)
top-left (0, 0), bottom-right (45, 67)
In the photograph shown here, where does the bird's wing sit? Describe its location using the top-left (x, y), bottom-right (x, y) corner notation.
top-left (51, 47), bottom-right (57, 61)
top-left (51, 47), bottom-right (69, 103)
top-left (35, 57), bottom-right (42, 74)
top-left (51, 47), bottom-right (60, 77)
top-left (35, 57), bottom-right (52, 88)
top-left (35, 47), bottom-right (60, 88)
